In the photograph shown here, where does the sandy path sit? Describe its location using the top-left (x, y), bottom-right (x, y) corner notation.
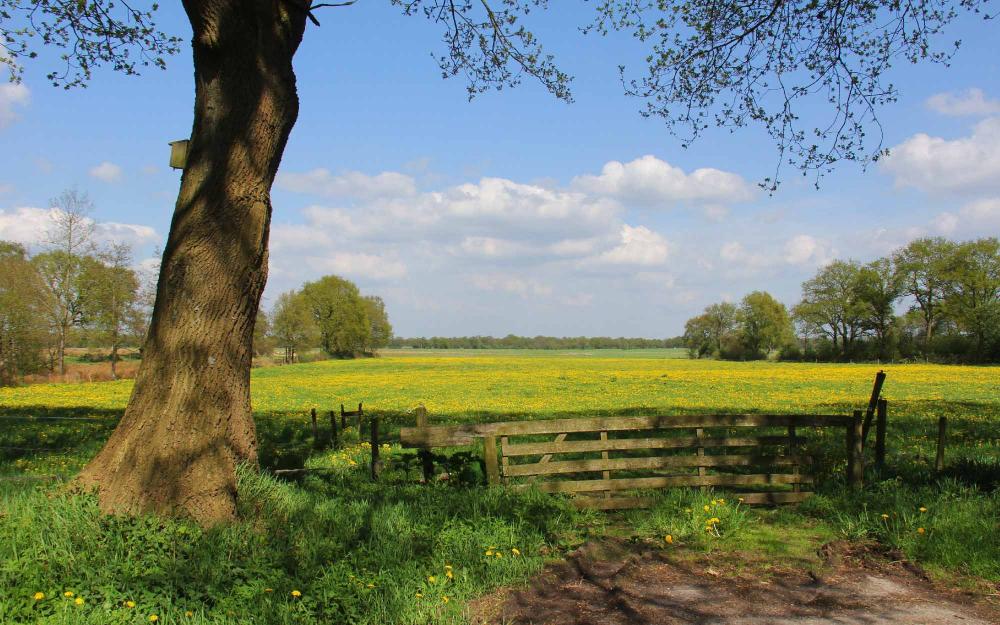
top-left (476, 540), bottom-right (999, 625)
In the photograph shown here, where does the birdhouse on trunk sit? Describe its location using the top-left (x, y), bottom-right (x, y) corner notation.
top-left (169, 140), bottom-right (189, 169)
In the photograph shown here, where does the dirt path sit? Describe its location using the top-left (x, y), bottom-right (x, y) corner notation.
top-left (475, 540), bottom-right (999, 625)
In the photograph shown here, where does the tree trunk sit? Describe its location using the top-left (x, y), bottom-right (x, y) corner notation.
top-left (110, 341), bottom-right (119, 381)
top-left (77, 0), bottom-right (307, 526)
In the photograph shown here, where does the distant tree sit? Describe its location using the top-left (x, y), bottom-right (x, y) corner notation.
top-left (252, 309), bottom-right (276, 359)
top-left (271, 291), bottom-right (318, 364)
top-left (300, 276), bottom-right (369, 358)
top-left (793, 261), bottom-right (868, 359)
top-left (739, 291), bottom-right (794, 359)
top-left (943, 238), bottom-right (1000, 361)
top-left (361, 295), bottom-right (393, 353)
top-left (33, 189), bottom-right (96, 374)
top-left (893, 238), bottom-right (956, 357)
top-left (856, 258), bottom-right (904, 360)
top-left (684, 302), bottom-right (738, 358)
top-left (79, 243), bottom-right (142, 379)
top-left (0, 242), bottom-right (49, 384)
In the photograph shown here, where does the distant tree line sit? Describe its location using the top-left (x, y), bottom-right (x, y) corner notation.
top-left (261, 275), bottom-right (392, 362)
top-left (684, 237), bottom-right (1000, 363)
top-left (0, 190), bottom-right (152, 385)
top-left (389, 335), bottom-right (686, 350)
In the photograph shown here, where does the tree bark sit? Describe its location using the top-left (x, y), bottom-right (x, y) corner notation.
top-left (77, 0), bottom-right (307, 526)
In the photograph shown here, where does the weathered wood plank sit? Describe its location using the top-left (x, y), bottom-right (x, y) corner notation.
top-left (518, 473), bottom-right (813, 493)
top-left (401, 414), bottom-right (850, 448)
top-left (504, 454), bottom-right (810, 477)
top-left (484, 435), bottom-right (500, 486)
top-left (735, 491), bottom-right (813, 505)
top-left (539, 433), bottom-right (567, 464)
top-left (572, 496), bottom-right (655, 510)
top-left (500, 435), bottom-right (807, 457)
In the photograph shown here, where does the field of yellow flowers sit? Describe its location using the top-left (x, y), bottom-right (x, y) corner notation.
top-left (2, 349), bottom-right (998, 422)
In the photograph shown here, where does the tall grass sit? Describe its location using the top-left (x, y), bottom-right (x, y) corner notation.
top-left (0, 465), bottom-right (580, 624)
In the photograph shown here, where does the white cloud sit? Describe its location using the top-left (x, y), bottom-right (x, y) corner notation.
top-left (925, 88), bottom-right (1000, 117)
top-left (469, 273), bottom-right (552, 298)
top-left (94, 222), bottom-right (159, 247)
top-left (305, 252), bottom-right (407, 280)
top-left (0, 83), bottom-right (29, 129)
top-left (927, 198), bottom-right (1000, 237)
top-left (572, 155), bottom-right (754, 206)
top-left (459, 236), bottom-right (526, 258)
top-left (0, 206), bottom-right (52, 246)
top-left (277, 168), bottom-right (417, 200)
top-left (930, 212), bottom-right (959, 235)
top-left (0, 206), bottom-right (158, 249)
top-left (89, 161), bottom-right (123, 183)
top-left (881, 118), bottom-right (1000, 193)
top-left (784, 234), bottom-right (833, 266)
top-left (561, 293), bottom-right (594, 307)
top-left (594, 225), bottom-right (670, 266)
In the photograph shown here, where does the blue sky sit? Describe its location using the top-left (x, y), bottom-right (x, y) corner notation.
top-left (2, 3), bottom-right (999, 337)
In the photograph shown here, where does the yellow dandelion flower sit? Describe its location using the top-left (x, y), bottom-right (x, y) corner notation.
top-left (63, 591), bottom-right (74, 598)
top-left (718, 499), bottom-right (726, 505)
top-left (495, 552), bottom-right (503, 558)
top-left (367, 583), bottom-right (375, 589)
top-left (264, 588), bottom-right (273, 593)
top-left (185, 611), bottom-right (194, 618)
top-left (33, 592), bottom-right (45, 601)
top-left (416, 592), bottom-right (423, 598)
top-left (442, 596), bottom-right (450, 604)
top-left (428, 575), bottom-right (437, 583)
top-left (446, 570), bottom-right (453, 579)
top-left (149, 615), bottom-right (159, 623)
top-left (917, 527), bottom-right (926, 534)
top-left (125, 600), bottom-right (136, 608)
top-left (444, 564), bottom-right (453, 570)
top-left (484, 550), bottom-right (494, 556)
top-left (665, 535), bottom-right (673, 544)
top-left (881, 514), bottom-right (889, 520)
top-left (291, 590), bottom-right (302, 598)
top-left (703, 505), bottom-right (711, 512)
top-left (511, 548), bottom-right (521, 555)
top-left (919, 507), bottom-right (927, 512)
top-left (74, 597), bottom-right (84, 606)
top-left (711, 499), bottom-right (718, 505)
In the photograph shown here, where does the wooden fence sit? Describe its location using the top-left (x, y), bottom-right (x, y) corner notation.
top-left (401, 413), bottom-right (866, 509)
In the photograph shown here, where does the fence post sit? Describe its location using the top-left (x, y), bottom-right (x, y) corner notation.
top-left (861, 370), bottom-right (887, 445)
top-left (935, 416), bottom-right (947, 472)
top-left (329, 410), bottom-right (338, 448)
top-left (874, 399), bottom-right (887, 474)
top-left (415, 406), bottom-right (434, 482)
top-left (370, 414), bottom-right (381, 481)
top-left (848, 410), bottom-right (863, 489)
top-left (310, 408), bottom-right (319, 448)
top-left (483, 435), bottom-right (500, 486)
top-left (340, 404), bottom-right (346, 430)
top-left (788, 425), bottom-right (799, 493)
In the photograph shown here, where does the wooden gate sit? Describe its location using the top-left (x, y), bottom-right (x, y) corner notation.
top-left (400, 413), bottom-right (863, 509)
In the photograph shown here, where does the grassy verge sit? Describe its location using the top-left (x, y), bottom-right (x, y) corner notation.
top-left (0, 458), bottom-right (582, 625)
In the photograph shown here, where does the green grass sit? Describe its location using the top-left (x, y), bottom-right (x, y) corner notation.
top-left (1, 351), bottom-right (998, 623)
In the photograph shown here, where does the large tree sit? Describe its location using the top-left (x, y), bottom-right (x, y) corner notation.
top-left (893, 237), bottom-right (956, 356)
top-left (4, 0), bottom-right (992, 523)
top-left (943, 238), bottom-right (1000, 360)
top-left (0, 242), bottom-right (49, 385)
top-left (793, 260), bottom-right (868, 359)
top-left (79, 244), bottom-right (142, 380)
